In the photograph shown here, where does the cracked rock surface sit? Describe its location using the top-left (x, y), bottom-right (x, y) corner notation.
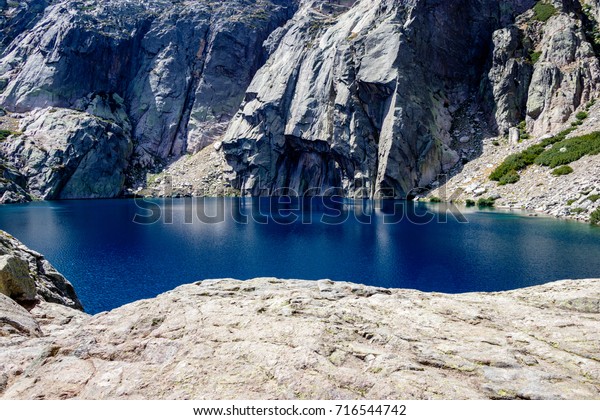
top-left (1, 277), bottom-right (598, 399)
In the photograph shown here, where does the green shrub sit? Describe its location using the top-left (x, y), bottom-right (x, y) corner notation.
top-left (552, 165), bottom-right (574, 176)
top-left (465, 199), bottom-right (476, 207)
top-left (533, 2), bottom-right (557, 22)
top-left (490, 145), bottom-right (543, 180)
top-left (0, 129), bottom-right (13, 141)
top-left (576, 111), bottom-right (588, 121)
top-left (535, 131), bottom-right (600, 168)
top-left (586, 99), bottom-right (596, 110)
top-left (498, 170), bottom-right (521, 185)
top-left (490, 128), bottom-right (577, 182)
top-left (566, 199), bottom-right (577, 205)
top-left (588, 194), bottom-right (600, 203)
top-left (429, 196), bottom-right (442, 203)
top-left (591, 209), bottom-right (600, 225)
top-left (529, 51), bottom-right (542, 64)
top-left (571, 208), bottom-right (586, 214)
top-left (477, 197), bottom-right (496, 207)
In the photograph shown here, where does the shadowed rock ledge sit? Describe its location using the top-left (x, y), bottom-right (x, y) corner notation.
top-left (1, 271), bottom-right (599, 399)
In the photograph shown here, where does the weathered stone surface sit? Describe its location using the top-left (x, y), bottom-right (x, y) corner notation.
top-left (1, 277), bottom-right (598, 400)
top-left (0, 293), bottom-right (42, 339)
top-left (486, 25), bottom-right (533, 134)
top-left (0, 0), bottom-right (51, 54)
top-left (0, 230), bottom-right (82, 310)
top-left (0, 160), bottom-right (31, 204)
top-left (0, 254), bottom-right (35, 303)
top-left (525, 6), bottom-right (600, 137)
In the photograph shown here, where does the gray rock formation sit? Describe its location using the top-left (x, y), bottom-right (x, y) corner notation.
top-left (220, 0), bottom-right (600, 198)
top-left (1, 276), bottom-right (599, 399)
top-left (0, 230), bottom-right (82, 310)
top-left (0, 0), bottom-right (600, 202)
top-left (0, 1), bottom-right (53, 55)
top-left (0, 96), bottom-right (133, 199)
top-left (221, 0), bottom-right (542, 198)
top-left (486, 25), bottom-right (534, 134)
top-left (525, 1), bottom-right (600, 136)
top-left (0, 161), bottom-right (31, 204)
top-left (0, 1), bottom-right (296, 155)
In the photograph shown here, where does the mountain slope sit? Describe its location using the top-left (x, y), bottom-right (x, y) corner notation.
top-left (0, 0), bottom-right (599, 215)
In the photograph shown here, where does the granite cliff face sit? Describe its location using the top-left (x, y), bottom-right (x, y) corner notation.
top-left (0, 0), bottom-right (298, 201)
top-left (222, 0), bottom-right (534, 197)
top-left (0, 0), bottom-right (600, 203)
top-left (222, 0), bottom-right (600, 198)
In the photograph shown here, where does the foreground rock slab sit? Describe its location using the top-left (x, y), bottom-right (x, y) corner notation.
top-left (1, 277), bottom-right (599, 399)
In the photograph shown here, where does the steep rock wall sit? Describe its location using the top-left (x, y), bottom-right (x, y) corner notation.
top-left (221, 0), bottom-right (539, 198)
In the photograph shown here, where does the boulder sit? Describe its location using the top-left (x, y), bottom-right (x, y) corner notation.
top-left (0, 230), bottom-right (82, 310)
top-left (0, 254), bottom-right (35, 304)
top-left (509, 127), bottom-right (520, 145)
top-left (0, 101), bottom-right (133, 200)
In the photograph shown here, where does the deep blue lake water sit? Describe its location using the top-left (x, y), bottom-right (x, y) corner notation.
top-left (1, 197), bottom-right (599, 314)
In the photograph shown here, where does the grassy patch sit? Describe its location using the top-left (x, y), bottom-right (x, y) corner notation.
top-left (489, 127), bottom-right (576, 182)
top-left (517, 120), bottom-right (530, 141)
top-left (489, 145), bottom-right (543, 180)
top-left (529, 51), bottom-right (542, 64)
top-left (567, 198), bottom-right (577, 205)
top-left (477, 197), bottom-right (496, 208)
top-left (534, 131), bottom-right (600, 168)
top-left (571, 207), bottom-right (586, 214)
top-left (533, 1), bottom-right (557, 22)
top-left (552, 165), bottom-right (574, 176)
top-left (588, 194), bottom-right (600, 203)
top-left (591, 209), bottom-right (600, 225)
top-left (586, 99), bottom-right (596, 110)
top-left (0, 129), bottom-right (15, 141)
top-left (576, 111), bottom-right (588, 121)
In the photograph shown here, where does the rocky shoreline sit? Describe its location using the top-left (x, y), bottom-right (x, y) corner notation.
top-left (425, 122), bottom-right (600, 225)
top-left (1, 231), bottom-right (599, 399)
